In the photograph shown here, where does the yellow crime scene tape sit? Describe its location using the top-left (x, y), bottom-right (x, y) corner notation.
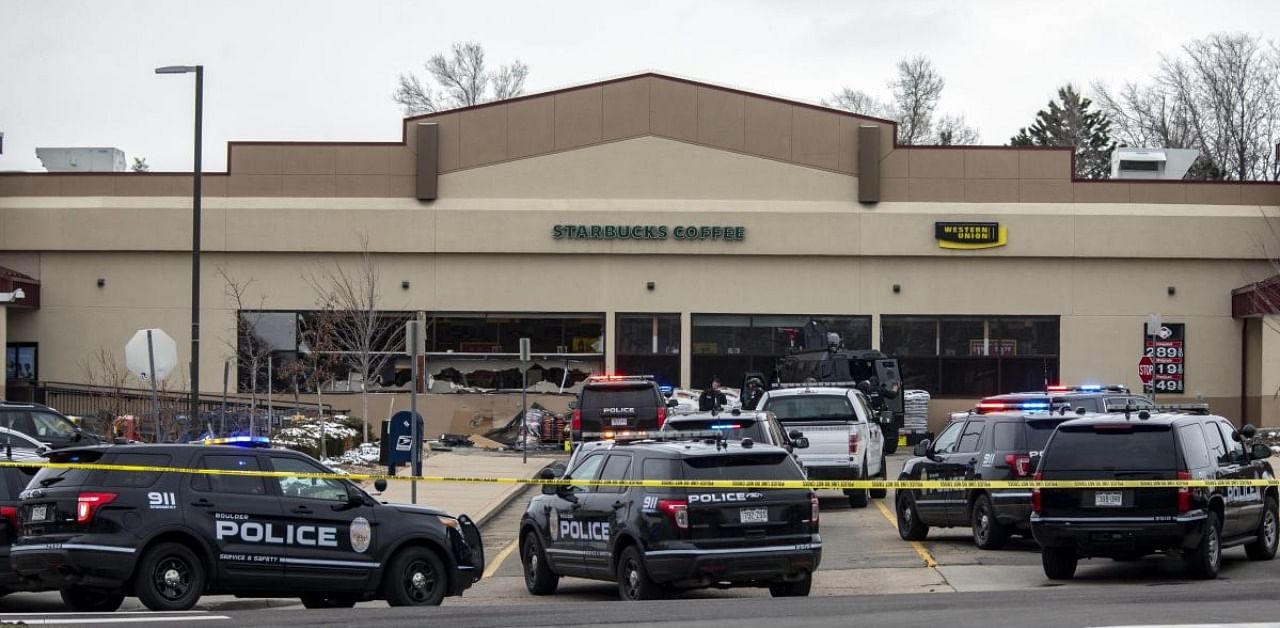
top-left (1, 460), bottom-right (1277, 490)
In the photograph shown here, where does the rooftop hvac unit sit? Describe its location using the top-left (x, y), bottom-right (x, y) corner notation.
top-left (35, 147), bottom-right (126, 172)
top-left (1111, 148), bottom-right (1199, 180)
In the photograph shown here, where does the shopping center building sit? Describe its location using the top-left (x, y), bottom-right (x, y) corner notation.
top-left (2, 72), bottom-right (1280, 432)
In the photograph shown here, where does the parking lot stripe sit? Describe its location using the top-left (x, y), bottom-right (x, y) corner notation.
top-left (10, 616), bottom-right (228, 625)
top-left (874, 499), bottom-right (938, 568)
top-left (483, 538), bottom-right (519, 579)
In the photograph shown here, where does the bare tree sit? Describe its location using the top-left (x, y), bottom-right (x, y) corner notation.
top-left (306, 234), bottom-right (406, 442)
top-left (394, 41), bottom-right (529, 115)
top-left (825, 55), bottom-right (980, 145)
top-left (218, 268), bottom-right (273, 434)
top-left (1094, 33), bottom-right (1280, 181)
top-left (78, 348), bottom-right (132, 437)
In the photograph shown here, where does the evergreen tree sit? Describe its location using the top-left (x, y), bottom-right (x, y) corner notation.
top-left (1011, 85), bottom-right (1115, 178)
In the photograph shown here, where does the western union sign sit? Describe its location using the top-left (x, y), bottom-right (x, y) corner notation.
top-left (935, 221), bottom-right (1007, 250)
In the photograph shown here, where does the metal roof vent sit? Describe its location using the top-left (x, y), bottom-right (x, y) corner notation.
top-left (1111, 147), bottom-right (1199, 180)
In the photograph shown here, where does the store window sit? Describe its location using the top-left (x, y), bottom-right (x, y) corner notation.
top-left (691, 315), bottom-right (871, 389)
top-left (616, 314), bottom-right (680, 388)
top-left (425, 313), bottom-right (604, 392)
top-left (881, 316), bottom-right (1059, 398)
top-left (5, 343), bottom-right (37, 381)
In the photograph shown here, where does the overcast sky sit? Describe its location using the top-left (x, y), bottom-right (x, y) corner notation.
top-left (2, 0), bottom-right (1278, 172)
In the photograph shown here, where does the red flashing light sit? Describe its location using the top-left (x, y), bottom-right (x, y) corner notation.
top-left (658, 499), bottom-right (689, 530)
top-left (977, 402), bottom-right (1008, 411)
top-left (1005, 453), bottom-right (1032, 478)
top-left (1031, 472), bottom-right (1043, 514)
top-left (76, 492), bottom-right (117, 524)
top-left (1046, 385), bottom-right (1069, 392)
top-left (1177, 471), bottom-right (1192, 513)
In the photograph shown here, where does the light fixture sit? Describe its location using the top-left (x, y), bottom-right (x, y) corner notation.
top-left (97, 278), bottom-right (106, 288)
top-left (646, 282), bottom-right (655, 291)
top-left (892, 284), bottom-right (901, 293)
top-left (402, 280), bottom-right (410, 290)
top-left (1167, 286), bottom-right (1176, 296)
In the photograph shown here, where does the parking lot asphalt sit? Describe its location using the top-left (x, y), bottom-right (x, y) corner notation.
top-left (8, 453), bottom-right (1280, 625)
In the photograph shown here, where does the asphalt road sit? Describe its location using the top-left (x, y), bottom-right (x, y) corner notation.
top-left (7, 453), bottom-right (1280, 626)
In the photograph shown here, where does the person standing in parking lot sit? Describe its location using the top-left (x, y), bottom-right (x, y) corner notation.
top-left (699, 378), bottom-right (728, 411)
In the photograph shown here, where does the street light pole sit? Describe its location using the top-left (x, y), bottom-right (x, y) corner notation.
top-left (156, 64), bottom-right (204, 424)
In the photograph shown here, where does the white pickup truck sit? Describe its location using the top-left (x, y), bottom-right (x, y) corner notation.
top-left (756, 386), bottom-right (887, 508)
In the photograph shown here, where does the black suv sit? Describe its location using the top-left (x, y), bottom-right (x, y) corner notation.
top-left (13, 444), bottom-right (483, 611)
top-left (1032, 413), bottom-right (1277, 580)
top-left (570, 375), bottom-right (676, 442)
top-left (0, 401), bottom-right (101, 450)
top-left (519, 438), bottom-right (820, 600)
top-left (0, 458), bottom-right (39, 597)
top-left (896, 411), bottom-right (1071, 549)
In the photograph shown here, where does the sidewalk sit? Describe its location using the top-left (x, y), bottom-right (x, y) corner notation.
top-left (368, 450), bottom-right (564, 526)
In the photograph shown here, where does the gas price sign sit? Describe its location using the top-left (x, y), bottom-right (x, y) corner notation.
top-left (1143, 322), bottom-right (1185, 394)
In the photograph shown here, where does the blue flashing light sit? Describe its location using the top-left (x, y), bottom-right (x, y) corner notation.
top-left (709, 423), bottom-right (742, 430)
top-left (659, 385), bottom-right (675, 395)
top-left (1078, 385), bottom-right (1103, 391)
top-left (1019, 403), bottom-right (1051, 410)
top-left (199, 435), bottom-right (271, 448)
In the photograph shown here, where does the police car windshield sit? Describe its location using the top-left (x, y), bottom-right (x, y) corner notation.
top-left (662, 419), bottom-right (765, 441)
top-left (1043, 424), bottom-right (1177, 471)
top-left (33, 450), bottom-right (104, 487)
top-left (765, 395), bottom-right (855, 423)
top-left (682, 453), bottom-right (804, 481)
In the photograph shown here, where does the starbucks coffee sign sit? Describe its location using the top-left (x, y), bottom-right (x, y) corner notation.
top-left (552, 224), bottom-right (746, 242)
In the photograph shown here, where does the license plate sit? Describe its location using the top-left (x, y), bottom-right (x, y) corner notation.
top-left (1094, 491), bottom-right (1123, 507)
top-left (739, 507), bottom-right (768, 524)
top-left (29, 504), bottom-right (47, 522)
top-left (611, 418), bottom-right (630, 426)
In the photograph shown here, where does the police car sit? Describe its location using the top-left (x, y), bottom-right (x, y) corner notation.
top-left (519, 438), bottom-right (820, 600)
top-left (12, 441), bottom-right (483, 611)
top-left (1032, 413), bottom-right (1277, 579)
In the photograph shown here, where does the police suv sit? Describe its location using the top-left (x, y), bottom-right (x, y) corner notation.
top-left (12, 442), bottom-right (483, 611)
top-left (519, 438), bottom-right (820, 600)
top-left (1032, 413), bottom-right (1277, 580)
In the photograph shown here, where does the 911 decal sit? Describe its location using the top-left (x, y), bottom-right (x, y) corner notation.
top-left (148, 492), bottom-right (177, 510)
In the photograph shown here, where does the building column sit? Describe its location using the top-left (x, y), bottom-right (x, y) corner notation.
top-left (604, 311), bottom-right (616, 374)
top-left (1258, 315), bottom-right (1280, 428)
top-left (680, 312), bottom-right (692, 388)
top-left (870, 313), bottom-right (880, 351)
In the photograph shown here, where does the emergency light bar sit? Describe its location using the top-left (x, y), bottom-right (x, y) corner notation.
top-left (581, 429), bottom-right (750, 443)
top-left (1045, 384), bottom-right (1129, 393)
top-left (587, 374), bottom-right (654, 382)
top-left (775, 381), bottom-right (863, 390)
top-left (198, 435), bottom-right (272, 448)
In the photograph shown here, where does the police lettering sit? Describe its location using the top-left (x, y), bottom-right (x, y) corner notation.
top-left (215, 520), bottom-right (339, 547)
top-left (559, 519), bottom-right (610, 541)
top-left (690, 493), bottom-right (756, 503)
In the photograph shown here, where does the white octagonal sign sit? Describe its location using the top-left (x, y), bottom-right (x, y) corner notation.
top-left (126, 328), bottom-right (178, 382)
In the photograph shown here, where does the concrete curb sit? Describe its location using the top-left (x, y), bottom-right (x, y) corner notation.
top-left (474, 458), bottom-right (557, 529)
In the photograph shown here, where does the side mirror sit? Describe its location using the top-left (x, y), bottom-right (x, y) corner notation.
top-left (1242, 424), bottom-right (1258, 439)
top-left (373, 478), bottom-right (388, 493)
top-left (666, 398), bottom-right (679, 408)
top-left (1251, 443), bottom-right (1272, 460)
top-left (35, 445), bottom-right (50, 456)
top-left (539, 467), bottom-right (560, 495)
top-left (344, 484), bottom-right (366, 508)
top-left (788, 430), bottom-right (804, 440)
top-left (73, 429), bottom-right (84, 442)
top-left (913, 439), bottom-right (932, 458)
top-left (793, 437), bottom-right (810, 449)
top-left (567, 400), bottom-right (578, 410)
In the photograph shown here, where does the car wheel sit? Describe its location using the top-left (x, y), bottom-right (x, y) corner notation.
top-left (870, 454), bottom-right (888, 499)
top-left (896, 492), bottom-right (929, 541)
top-left (616, 545), bottom-right (662, 601)
top-left (521, 532), bottom-right (560, 595)
top-left (971, 494), bottom-right (1010, 550)
top-left (1245, 496), bottom-right (1279, 561)
top-left (60, 586), bottom-right (125, 612)
top-left (1041, 547), bottom-right (1077, 580)
top-left (300, 594), bottom-right (358, 609)
top-left (1187, 512), bottom-right (1222, 579)
top-left (134, 542), bottom-right (205, 612)
top-left (768, 572), bottom-right (812, 597)
top-left (384, 546), bottom-right (447, 606)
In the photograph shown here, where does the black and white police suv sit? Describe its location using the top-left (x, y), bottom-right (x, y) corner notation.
top-left (519, 438), bottom-right (820, 600)
top-left (12, 443), bottom-right (483, 611)
top-left (1032, 413), bottom-right (1277, 580)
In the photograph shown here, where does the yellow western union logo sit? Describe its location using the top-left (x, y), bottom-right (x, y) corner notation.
top-left (2, 460), bottom-right (1276, 490)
